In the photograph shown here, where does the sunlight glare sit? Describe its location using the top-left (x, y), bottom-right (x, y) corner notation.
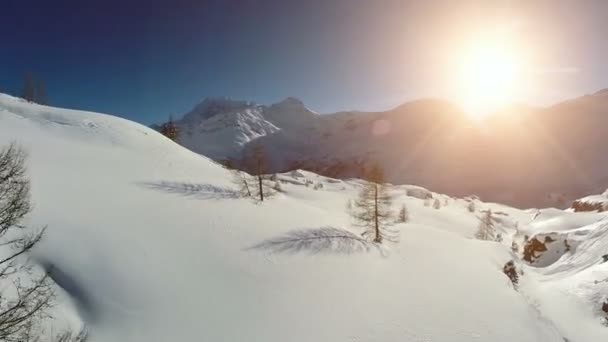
top-left (457, 36), bottom-right (523, 119)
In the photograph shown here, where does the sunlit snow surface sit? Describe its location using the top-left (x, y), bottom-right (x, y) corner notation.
top-left (1, 93), bottom-right (607, 341)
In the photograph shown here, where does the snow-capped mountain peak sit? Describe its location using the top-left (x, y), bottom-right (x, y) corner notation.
top-left (181, 97), bottom-right (259, 124)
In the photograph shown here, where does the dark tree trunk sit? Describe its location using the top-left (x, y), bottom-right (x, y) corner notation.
top-left (374, 184), bottom-right (381, 243)
top-left (258, 174), bottom-right (264, 201)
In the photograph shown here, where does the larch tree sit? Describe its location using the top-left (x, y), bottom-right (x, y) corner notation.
top-left (351, 163), bottom-right (396, 243)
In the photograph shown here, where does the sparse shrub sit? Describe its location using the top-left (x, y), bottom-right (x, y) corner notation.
top-left (467, 201), bottom-right (476, 213)
top-left (313, 182), bottom-right (324, 190)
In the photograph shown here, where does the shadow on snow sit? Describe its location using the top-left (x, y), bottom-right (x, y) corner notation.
top-left (137, 181), bottom-right (240, 200)
top-left (247, 226), bottom-right (381, 255)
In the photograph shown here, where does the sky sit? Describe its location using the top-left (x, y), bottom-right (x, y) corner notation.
top-left (2, 0), bottom-right (608, 124)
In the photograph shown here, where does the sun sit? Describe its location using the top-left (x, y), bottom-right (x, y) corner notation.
top-left (457, 39), bottom-right (523, 119)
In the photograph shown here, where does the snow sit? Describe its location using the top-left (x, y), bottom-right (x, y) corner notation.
top-left (1, 93), bottom-right (608, 341)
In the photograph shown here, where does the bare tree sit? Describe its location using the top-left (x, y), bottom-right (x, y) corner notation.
top-left (159, 115), bottom-right (179, 142)
top-left (351, 163), bottom-right (396, 243)
top-left (231, 169), bottom-right (252, 198)
top-left (0, 143), bottom-right (54, 341)
top-left (244, 144), bottom-right (274, 202)
top-left (21, 74), bottom-right (36, 103)
top-left (397, 203), bottom-right (409, 223)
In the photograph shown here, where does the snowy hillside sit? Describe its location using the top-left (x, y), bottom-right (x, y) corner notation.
top-left (2, 93), bottom-right (608, 341)
top-left (162, 92), bottom-right (608, 209)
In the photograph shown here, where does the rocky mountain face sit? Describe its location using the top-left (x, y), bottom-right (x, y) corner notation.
top-left (159, 90), bottom-right (608, 208)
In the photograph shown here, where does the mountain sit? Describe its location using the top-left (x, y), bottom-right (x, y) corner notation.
top-left (161, 92), bottom-right (608, 208)
top-left (1, 93), bottom-right (608, 341)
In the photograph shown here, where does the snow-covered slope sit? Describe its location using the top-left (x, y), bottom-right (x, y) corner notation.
top-left (163, 92), bottom-right (608, 209)
top-left (2, 93), bottom-right (608, 341)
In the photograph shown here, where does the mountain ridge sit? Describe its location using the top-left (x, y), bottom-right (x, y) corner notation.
top-left (159, 91), bottom-right (608, 208)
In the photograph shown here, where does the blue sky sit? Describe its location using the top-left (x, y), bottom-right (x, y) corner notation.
top-left (2, 0), bottom-right (608, 124)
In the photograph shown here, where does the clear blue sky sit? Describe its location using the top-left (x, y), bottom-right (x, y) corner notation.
top-left (2, 0), bottom-right (608, 124)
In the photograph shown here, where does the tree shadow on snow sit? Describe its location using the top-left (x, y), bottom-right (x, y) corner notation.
top-left (137, 181), bottom-right (240, 200)
top-left (247, 227), bottom-right (383, 255)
